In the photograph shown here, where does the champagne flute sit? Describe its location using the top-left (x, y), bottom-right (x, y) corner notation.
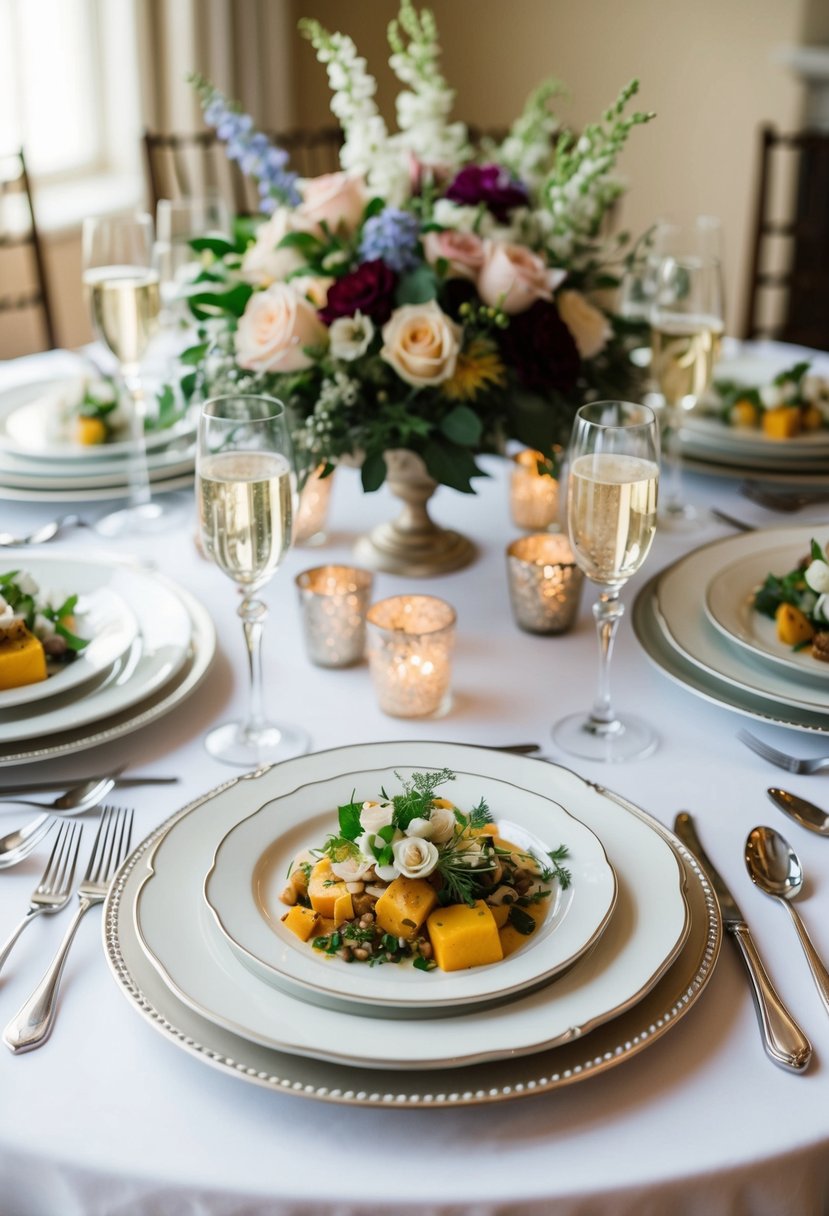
top-left (650, 253), bottom-right (724, 525)
top-left (552, 401), bottom-right (660, 763)
top-left (155, 194), bottom-right (231, 323)
top-left (82, 212), bottom-right (164, 535)
top-left (196, 394), bottom-right (310, 767)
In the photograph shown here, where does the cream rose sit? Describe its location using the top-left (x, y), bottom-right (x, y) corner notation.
top-left (557, 290), bottom-right (613, 359)
top-left (427, 804), bottom-right (457, 844)
top-left (359, 801), bottom-right (394, 834)
top-left (422, 229), bottom-right (485, 280)
top-left (241, 209), bottom-right (304, 286)
top-left (392, 836), bottom-right (440, 879)
top-left (235, 284), bottom-right (328, 373)
top-left (477, 240), bottom-right (562, 314)
top-left (295, 172), bottom-right (367, 235)
top-left (380, 301), bottom-right (461, 387)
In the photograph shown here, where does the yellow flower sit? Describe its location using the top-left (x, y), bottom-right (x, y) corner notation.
top-left (443, 340), bottom-right (506, 402)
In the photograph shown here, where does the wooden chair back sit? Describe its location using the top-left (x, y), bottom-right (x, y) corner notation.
top-left (0, 149), bottom-right (57, 352)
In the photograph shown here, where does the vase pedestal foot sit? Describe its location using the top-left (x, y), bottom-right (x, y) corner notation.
top-left (354, 521), bottom-right (476, 578)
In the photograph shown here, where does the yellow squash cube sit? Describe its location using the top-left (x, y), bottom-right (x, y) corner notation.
top-left (281, 904), bottom-right (320, 942)
top-left (762, 405), bottom-right (801, 439)
top-left (307, 859), bottom-right (351, 919)
top-left (332, 891), bottom-right (354, 927)
top-left (374, 877), bottom-right (439, 940)
top-left (775, 602), bottom-right (814, 647)
top-left (426, 900), bottom-right (504, 972)
top-left (0, 622), bottom-right (47, 690)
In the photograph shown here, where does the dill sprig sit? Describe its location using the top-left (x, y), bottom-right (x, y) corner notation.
top-left (539, 844), bottom-right (572, 890)
top-left (391, 767), bottom-right (455, 831)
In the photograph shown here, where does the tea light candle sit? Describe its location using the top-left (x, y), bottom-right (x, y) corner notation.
top-left (506, 534), bottom-right (584, 634)
top-left (293, 465), bottom-right (335, 546)
top-left (296, 565), bottom-right (374, 667)
top-left (509, 448), bottom-right (561, 531)
top-left (366, 594), bottom-right (456, 718)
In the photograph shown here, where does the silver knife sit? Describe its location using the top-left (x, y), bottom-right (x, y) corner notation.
top-left (0, 776), bottom-right (178, 797)
top-left (674, 811), bottom-right (812, 1073)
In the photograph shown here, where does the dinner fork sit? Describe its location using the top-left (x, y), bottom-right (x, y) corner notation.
top-left (737, 729), bottom-right (829, 775)
top-left (3, 805), bottom-right (133, 1054)
top-left (0, 822), bottom-right (82, 977)
top-left (738, 482), bottom-right (829, 514)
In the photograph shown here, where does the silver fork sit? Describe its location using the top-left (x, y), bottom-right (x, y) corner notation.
top-left (739, 482), bottom-right (829, 513)
top-left (3, 805), bottom-right (134, 1054)
top-left (737, 728), bottom-right (829, 775)
top-left (0, 822), bottom-right (83, 977)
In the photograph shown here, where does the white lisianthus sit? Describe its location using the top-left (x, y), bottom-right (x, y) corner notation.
top-left (427, 804), bottom-right (457, 844)
top-left (330, 853), bottom-right (375, 881)
top-left (806, 559), bottom-right (829, 595)
top-left (329, 312), bottom-right (375, 361)
top-left (392, 836), bottom-right (439, 879)
top-left (359, 801), bottom-right (394, 834)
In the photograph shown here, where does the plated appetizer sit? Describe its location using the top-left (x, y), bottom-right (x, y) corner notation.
top-left (711, 361), bottom-right (829, 439)
top-left (72, 378), bottom-right (186, 446)
top-left (280, 769), bottom-right (571, 973)
top-left (0, 571), bottom-right (89, 690)
top-left (753, 539), bottom-right (829, 663)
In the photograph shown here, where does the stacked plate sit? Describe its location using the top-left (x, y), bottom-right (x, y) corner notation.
top-left (0, 553), bottom-right (216, 765)
top-left (0, 375), bottom-right (196, 502)
top-left (633, 525), bottom-right (829, 734)
top-left (679, 348), bottom-right (829, 484)
top-left (103, 741), bottom-right (722, 1108)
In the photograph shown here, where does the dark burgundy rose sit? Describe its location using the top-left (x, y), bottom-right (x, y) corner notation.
top-left (499, 299), bottom-right (581, 395)
top-left (445, 164), bottom-right (529, 222)
top-left (319, 259), bottom-right (397, 326)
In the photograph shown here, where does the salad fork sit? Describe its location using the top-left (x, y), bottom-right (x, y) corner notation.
top-left (3, 804), bottom-right (133, 1053)
top-left (737, 729), bottom-right (829, 775)
top-left (0, 822), bottom-right (82, 977)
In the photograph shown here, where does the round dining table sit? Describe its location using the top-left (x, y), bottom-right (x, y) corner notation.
top-left (0, 343), bottom-right (829, 1216)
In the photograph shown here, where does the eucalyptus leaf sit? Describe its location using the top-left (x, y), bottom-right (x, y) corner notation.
top-left (396, 266), bottom-right (438, 306)
top-left (439, 405), bottom-right (483, 446)
top-left (361, 451), bottom-right (387, 493)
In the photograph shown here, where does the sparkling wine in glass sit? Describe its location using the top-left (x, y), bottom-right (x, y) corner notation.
top-left (553, 401), bottom-right (660, 763)
top-left (82, 212), bottom-right (165, 535)
top-left (155, 194), bottom-right (231, 323)
top-left (197, 394), bottom-right (310, 767)
top-left (651, 253), bottom-right (724, 525)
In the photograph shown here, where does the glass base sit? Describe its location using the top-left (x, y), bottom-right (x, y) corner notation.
top-left (204, 719), bottom-right (311, 768)
top-left (95, 501), bottom-right (172, 538)
top-left (552, 711), bottom-right (658, 763)
top-left (658, 499), bottom-right (700, 530)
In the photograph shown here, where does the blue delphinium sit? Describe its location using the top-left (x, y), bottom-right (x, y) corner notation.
top-left (201, 89), bottom-right (300, 213)
top-left (358, 208), bottom-right (421, 273)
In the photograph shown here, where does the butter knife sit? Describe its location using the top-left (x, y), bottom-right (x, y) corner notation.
top-left (674, 811), bottom-right (812, 1072)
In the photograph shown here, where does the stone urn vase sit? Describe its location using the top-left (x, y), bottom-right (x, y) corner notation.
top-left (353, 449), bottom-right (476, 577)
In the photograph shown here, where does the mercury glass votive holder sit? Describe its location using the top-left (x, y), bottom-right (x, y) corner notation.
top-left (509, 448), bottom-right (561, 531)
top-left (506, 534), bottom-right (584, 635)
top-left (293, 465), bottom-right (335, 546)
top-left (296, 565), bottom-right (374, 668)
top-left (366, 594), bottom-right (456, 718)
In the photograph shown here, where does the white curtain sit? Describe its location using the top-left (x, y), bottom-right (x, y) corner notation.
top-left (135, 0), bottom-right (295, 132)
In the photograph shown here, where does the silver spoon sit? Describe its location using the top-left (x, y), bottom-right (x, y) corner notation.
top-left (0, 774), bottom-right (117, 858)
top-left (745, 825), bottom-right (829, 1015)
top-left (0, 515), bottom-right (88, 547)
top-left (767, 789), bottom-right (829, 837)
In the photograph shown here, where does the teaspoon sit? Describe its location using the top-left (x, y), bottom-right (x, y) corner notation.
top-left (767, 788), bottom-right (829, 837)
top-left (745, 825), bottom-right (829, 1015)
top-left (0, 775), bottom-right (117, 858)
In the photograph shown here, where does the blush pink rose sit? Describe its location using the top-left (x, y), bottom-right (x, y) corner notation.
top-left (557, 290), bottom-right (613, 359)
top-left (422, 229), bottom-right (486, 280)
top-left (380, 301), bottom-right (461, 387)
top-left (477, 240), bottom-right (565, 315)
top-left (235, 283), bottom-right (328, 373)
top-left (295, 172), bottom-right (367, 235)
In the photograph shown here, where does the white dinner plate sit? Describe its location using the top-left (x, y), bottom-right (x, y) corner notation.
top-left (0, 377), bottom-right (195, 462)
top-left (204, 769), bottom-right (617, 1014)
top-left (0, 446), bottom-right (195, 490)
top-left (654, 527), bottom-right (829, 715)
top-left (0, 558), bottom-right (139, 709)
top-left (134, 743), bottom-right (690, 1071)
top-left (682, 415), bottom-right (829, 459)
top-left (105, 745), bottom-right (720, 1105)
top-left (0, 572), bottom-right (215, 765)
top-left (705, 544), bottom-right (829, 681)
top-left (0, 554), bottom-right (192, 742)
top-left (0, 473), bottom-right (195, 504)
top-left (682, 455), bottom-right (829, 486)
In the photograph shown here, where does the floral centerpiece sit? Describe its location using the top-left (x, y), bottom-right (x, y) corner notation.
top-left (182, 1), bottom-right (653, 572)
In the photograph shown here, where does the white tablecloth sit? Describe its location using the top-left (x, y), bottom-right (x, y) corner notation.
top-left (1, 347), bottom-right (829, 1216)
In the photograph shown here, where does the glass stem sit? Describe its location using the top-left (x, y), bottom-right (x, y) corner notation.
top-left (239, 594), bottom-right (269, 742)
top-left (589, 590), bottom-right (624, 733)
top-left (663, 407), bottom-right (684, 510)
top-left (121, 366), bottom-right (152, 510)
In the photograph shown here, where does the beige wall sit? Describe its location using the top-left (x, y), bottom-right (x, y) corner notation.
top-left (2, 0), bottom-right (819, 357)
top-left (290, 0), bottom-right (811, 334)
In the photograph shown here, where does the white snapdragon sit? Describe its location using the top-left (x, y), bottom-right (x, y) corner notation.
top-left (392, 836), bottom-right (439, 879)
top-left (329, 313), bottom-right (375, 361)
top-left (805, 559), bottom-right (829, 595)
